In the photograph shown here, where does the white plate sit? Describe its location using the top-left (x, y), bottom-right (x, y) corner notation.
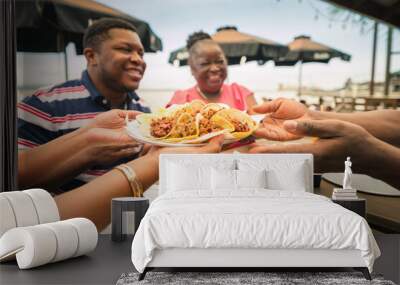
top-left (125, 120), bottom-right (231, 147)
top-left (125, 114), bottom-right (262, 147)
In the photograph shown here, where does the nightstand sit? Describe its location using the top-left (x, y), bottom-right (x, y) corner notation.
top-left (111, 197), bottom-right (149, 242)
top-left (332, 198), bottom-right (366, 218)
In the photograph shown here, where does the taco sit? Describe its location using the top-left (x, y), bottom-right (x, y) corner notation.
top-left (128, 101), bottom-right (257, 144)
top-left (200, 103), bottom-right (226, 119)
top-left (210, 108), bottom-right (258, 140)
top-left (163, 112), bottom-right (200, 142)
top-left (146, 101), bottom-right (205, 142)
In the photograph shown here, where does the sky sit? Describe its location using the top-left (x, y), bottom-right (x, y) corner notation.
top-left (18, 0), bottom-right (399, 92)
top-left (95, 0), bottom-right (399, 91)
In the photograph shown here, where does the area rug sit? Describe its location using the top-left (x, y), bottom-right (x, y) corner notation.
top-left (116, 271), bottom-right (395, 285)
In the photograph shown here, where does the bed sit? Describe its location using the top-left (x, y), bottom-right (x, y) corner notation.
top-left (131, 154), bottom-right (380, 280)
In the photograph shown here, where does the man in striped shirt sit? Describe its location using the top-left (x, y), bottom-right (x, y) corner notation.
top-left (18, 18), bottom-right (151, 193)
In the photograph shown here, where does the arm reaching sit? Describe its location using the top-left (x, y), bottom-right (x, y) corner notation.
top-left (54, 135), bottom-right (225, 230)
top-left (249, 119), bottom-right (400, 190)
top-left (311, 109), bottom-right (400, 147)
top-left (252, 98), bottom-right (400, 146)
top-left (18, 110), bottom-right (142, 190)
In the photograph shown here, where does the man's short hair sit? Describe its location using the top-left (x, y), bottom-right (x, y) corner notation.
top-left (83, 18), bottom-right (138, 50)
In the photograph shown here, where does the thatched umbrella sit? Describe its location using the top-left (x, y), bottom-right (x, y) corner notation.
top-left (169, 26), bottom-right (288, 66)
top-left (275, 35), bottom-right (351, 96)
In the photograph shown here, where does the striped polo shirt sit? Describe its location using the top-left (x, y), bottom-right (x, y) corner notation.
top-left (18, 70), bottom-right (151, 193)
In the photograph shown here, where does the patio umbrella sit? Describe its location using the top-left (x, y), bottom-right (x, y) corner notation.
top-left (16, 0), bottom-right (163, 79)
top-left (275, 35), bottom-right (351, 96)
top-left (169, 26), bottom-right (288, 66)
top-left (16, 0), bottom-right (162, 54)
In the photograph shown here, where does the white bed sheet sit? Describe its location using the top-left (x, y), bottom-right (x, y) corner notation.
top-left (131, 190), bottom-right (380, 273)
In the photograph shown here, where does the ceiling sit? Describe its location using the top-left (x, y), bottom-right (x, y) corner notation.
top-left (324, 0), bottom-right (400, 27)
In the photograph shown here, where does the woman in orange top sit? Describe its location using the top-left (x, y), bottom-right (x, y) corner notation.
top-left (167, 31), bottom-right (257, 114)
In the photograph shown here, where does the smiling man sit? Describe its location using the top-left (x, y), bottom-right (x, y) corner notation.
top-left (18, 18), bottom-right (151, 193)
top-left (83, 18), bottom-right (147, 109)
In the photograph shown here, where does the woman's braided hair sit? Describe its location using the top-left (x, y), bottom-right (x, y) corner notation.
top-left (186, 31), bottom-right (212, 50)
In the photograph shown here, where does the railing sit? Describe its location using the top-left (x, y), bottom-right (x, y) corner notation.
top-left (295, 88), bottom-right (400, 112)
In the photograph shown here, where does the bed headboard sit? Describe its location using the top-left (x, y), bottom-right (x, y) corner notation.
top-left (159, 153), bottom-right (314, 194)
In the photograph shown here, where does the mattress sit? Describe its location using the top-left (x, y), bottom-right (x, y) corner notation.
top-left (131, 190), bottom-right (380, 273)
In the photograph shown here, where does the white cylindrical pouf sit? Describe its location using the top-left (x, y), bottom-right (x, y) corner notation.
top-left (0, 226), bottom-right (57, 269)
top-left (23, 189), bottom-right (60, 224)
top-left (0, 196), bottom-right (17, 237)
top-left (65, 218), bottom-right (98, 257)
top-left (42, 221), bottom-right (79, 263)
top-left (1, 192), bottom-right (39, 227)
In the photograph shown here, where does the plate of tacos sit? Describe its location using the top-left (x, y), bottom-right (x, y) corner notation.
top-left (125, 100), bottom-right (259, 147)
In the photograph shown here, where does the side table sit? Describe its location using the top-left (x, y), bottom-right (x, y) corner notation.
top-left (332, 198), bottom-right (366, 218)
top-left (111, 197), bottom-right (149, 242)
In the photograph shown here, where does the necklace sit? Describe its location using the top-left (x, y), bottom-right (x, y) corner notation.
top-left (196, 86), bottom-right (223, 102)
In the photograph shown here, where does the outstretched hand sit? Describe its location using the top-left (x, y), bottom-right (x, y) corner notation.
top-left (87, 109), bottom-right (142, 130)
top-left (252, 98), bottom-right (311, 141)
top-left (85, 128), bottom-right (143, 166)
top-left (81, 110), bottom-right (144, 165)
top-left (149, 135), bottom-right (225, 157)
top-left (249, 118), bottom-right (380, 173)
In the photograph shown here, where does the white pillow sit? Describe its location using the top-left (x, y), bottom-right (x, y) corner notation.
top-left (237, 159), bottom-right (308, 191)
top-left (266, 162), bottom-right (307, 191)
top-left (167, 162), bottom-right (211, 191)
top-left (236, 169), bottom-right (267, 189)
top-left (165, 158), bottom-right (236, 193)
top-left (211, 168), bottom-right (237, 190)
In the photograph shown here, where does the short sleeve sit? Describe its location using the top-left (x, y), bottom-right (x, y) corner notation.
top-left (225, 83), bottom-right (254, 111)
top-left (133, 99), bottom-right (151, 113)
top-left (17, 95), bottom-right (57, 150)
top-left (130, 91), bottom-right (151, 113)
top-left (232, 83), bottom-right (253, 99)
top-left (166, 90), bottom-right (188, 108)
